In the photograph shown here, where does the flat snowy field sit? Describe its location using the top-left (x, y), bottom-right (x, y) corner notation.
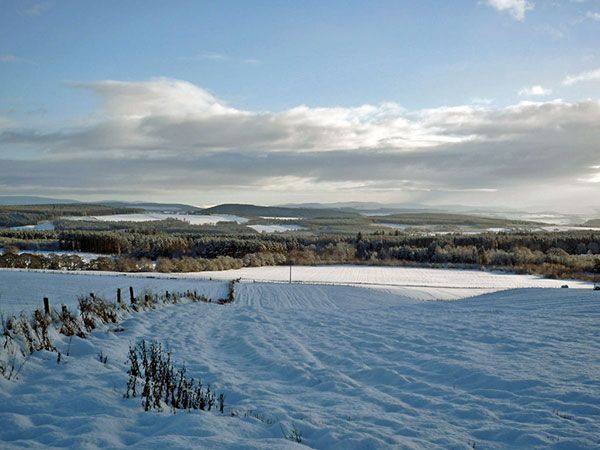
top-left (0, 265), bottom-right (591, 315)
top-left (0, 268), bottom-right (598, 449)
top-left (62, 213), bottom-right (249, 224)
top-left (184, 265), bottom-right (592, 300)
top-left (248, 224), bottom-right (306, 233)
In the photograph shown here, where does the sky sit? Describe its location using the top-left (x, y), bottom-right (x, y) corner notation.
top-left (1, 0), bottom-right (600, 212)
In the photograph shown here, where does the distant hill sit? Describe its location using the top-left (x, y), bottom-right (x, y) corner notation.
top-left (583, 219), bottom-right (600, 227)
top-left (0, 196), bottom-right (80, 205)
top-left (281, 202), bottom-right (579, 224)
top-left (0, 203), bottom-right (141, 228)
top-left (0, 197), bottom-right (206, 213)
top-left (96, 201), bottom-right (203, 213)
top-left (279, 201), bottom-right (440, 215)
top-left (201, 204), bottom-right (359, 219)
top-left (283, 201), bottom-right (534, 214)
top-left (370, 212), bottom-right (543, 227)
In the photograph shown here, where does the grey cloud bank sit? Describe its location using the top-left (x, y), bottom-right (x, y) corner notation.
top-left (1, 78), bottom-right (599, 212)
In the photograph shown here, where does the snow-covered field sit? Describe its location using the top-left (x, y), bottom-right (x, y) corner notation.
top-left (372, 223), bottom-right (415, 230)
top-left (0, 249), bottom-right (105, 262)
top-left (62, 213), bottom-right (249, 225)
top-left (190, 265), bottom-right (591, 300)
top-left (10, 221), bottom-right (55, 231)
top-left (248, 224), bottom-right (306, 233)
top-left (259, 216), bottom-right (300, 220)
top-left (539, 225), bottom-right (600, 232)
top-left (373, 223), bottom-right (600, 234)
top-left (0, 277), bottom-right (598, 449)
top-left (0, 265), bottom-right (590, 316)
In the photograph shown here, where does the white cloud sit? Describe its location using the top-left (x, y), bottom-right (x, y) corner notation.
top-left (0, 54), bottom-right (18, 63)
top-left (0, 54), bottom-right (34, 65)
top-left (0, 54), bottom-right (26, 64)
top-left (563, 67), bottom-right (600, 85)
top-left (484, 0), bottom-right (534, 21)
top-left (586, 11), bottom-right (600, 21)
top-left (180, 52), bottom-right (259, 65)
top-left (518, 85), bottom-right (552, 96)
top-left (64, 78), bottom-right (456, 152)
top-left (18, 1), bottom-right (51, 16)
top-left (71, 79), bottom-right (239, 119)
top-left (186, 51), bottom-right (228, 61)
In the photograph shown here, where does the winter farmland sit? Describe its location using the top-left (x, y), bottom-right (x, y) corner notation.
top-left (0, 267), bottom-right (598, 449)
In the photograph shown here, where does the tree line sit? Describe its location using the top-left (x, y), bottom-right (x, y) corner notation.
top-left (1, 229), bottom-right (599, 281)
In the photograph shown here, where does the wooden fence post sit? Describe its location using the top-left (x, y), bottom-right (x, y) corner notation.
top-left (43, 297), bottom-right (50, 314)
top-left (129, 286), bottom-right (135, 304)
top-left (117, 288), bottom-right (122, 304)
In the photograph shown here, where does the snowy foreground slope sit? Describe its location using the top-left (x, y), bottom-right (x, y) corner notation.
top-left (0, 275), bottom-right (599, 449)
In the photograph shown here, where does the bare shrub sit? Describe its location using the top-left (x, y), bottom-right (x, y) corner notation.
top-left (125, 340), bottom-right (224, 414)
top-left (79, 295), bottom-right (119, 331)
